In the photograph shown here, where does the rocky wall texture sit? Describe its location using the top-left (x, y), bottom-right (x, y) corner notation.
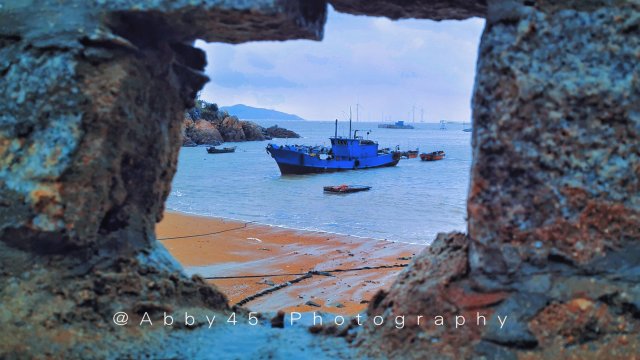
top-left (2, 0), bottom-right (639, 358)
top-left (0, 0), bottom-right (326, 358)
top-left (329, 0), bottom-right (487, 20)
top-left (357, 0), bottom-right (640, 358)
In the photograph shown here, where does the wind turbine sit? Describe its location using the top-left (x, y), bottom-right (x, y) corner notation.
top-left (412, 105), bottom-right (416, 124)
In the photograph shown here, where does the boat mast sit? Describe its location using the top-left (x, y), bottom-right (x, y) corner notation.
top-left (334, 119), bottom-right (338, 138)
top-left (349, 106), bottom-right (353, 139)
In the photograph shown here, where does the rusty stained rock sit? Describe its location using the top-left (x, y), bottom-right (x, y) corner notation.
top-left (469, 0), bottom-right (640, 269)
top-left (358, 233), bottom-right (640, 359)
top-left (357, 1), bottom-right (640, 359)
top-left (0, 0), bottom-right (327, 358)
top-left (329, 0), bottom-right (487, 20)
top-left (1, 0), bottom-right (639, 358)
top-left (0, 1), bottom-right (327, 46)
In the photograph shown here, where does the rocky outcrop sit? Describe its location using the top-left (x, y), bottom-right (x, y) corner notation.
top-left (266, 125), bottom-right (301, 139)
top-left (219, 116), bottom-right (247, 142)
top-left (356, 1), bottom-right (640, 358)
top-left (242, 121), bottom-right (268, 141)
top-left (0, 0), bottom-right (325, 357)
top-left (185, 119), bottom-right (224, 145)
top-left (182, 103), bottom-right (300, 145)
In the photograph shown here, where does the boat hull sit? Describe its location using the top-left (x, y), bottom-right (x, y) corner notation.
top-left (324, 185), bottom-right (371, 193)
top-left (420, 151), bottom-right (445, 161)
top-left (207, 146), bottom-right (236, 154)
top-left (267, 145), bottom-right (400, 175)
top-left (421, 155), bottom-right (444, 161)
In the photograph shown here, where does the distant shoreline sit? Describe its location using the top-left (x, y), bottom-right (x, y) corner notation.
top-left (221, 104), bottom-right (305, 121)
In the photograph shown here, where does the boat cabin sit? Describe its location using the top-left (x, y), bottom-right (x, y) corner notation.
top-left (330, 137), bottom-right (378, 159)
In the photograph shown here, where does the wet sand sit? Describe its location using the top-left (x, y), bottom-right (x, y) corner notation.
top-left (157, 211), bottom-right (425, 315)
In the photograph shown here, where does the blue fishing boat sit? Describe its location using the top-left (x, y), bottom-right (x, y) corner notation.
top-left (266, 117), bottom-right (400, 175)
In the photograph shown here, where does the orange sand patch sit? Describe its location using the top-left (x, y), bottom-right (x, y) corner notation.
top-left (157, 211), bottom-right (425, 315)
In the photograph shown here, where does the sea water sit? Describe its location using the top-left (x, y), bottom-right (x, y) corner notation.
top-left (166, 120), bottom-right (471, 245)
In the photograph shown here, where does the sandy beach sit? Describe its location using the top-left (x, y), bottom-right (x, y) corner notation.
top-left (157, 211), bottom-right (425, 315)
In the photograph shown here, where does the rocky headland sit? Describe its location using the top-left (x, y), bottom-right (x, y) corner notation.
top-left (182, 101), bottom-right (300, 146)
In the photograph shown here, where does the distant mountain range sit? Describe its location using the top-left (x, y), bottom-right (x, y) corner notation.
top-left (220, 104), bottom-right (304, 121)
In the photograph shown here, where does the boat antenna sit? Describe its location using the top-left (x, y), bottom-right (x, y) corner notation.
top-left (349, 106), bottom-right (352, 139)
top-left (334, 119), bottom-right (338, 138)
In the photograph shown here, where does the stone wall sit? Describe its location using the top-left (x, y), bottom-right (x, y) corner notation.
top-left (0, 1), bottom-right (326, 357)
top-left (357, 0), bottom-right (640, 358)
top-left (329, 0), bottom-right (486, 20)
top-left (1, 0), bottom-right (639, 358)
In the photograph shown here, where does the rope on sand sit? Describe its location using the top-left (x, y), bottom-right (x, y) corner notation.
top-left (157, 221), bottom-right (256, 240)
top-left (204, 264), bottom-right (409, 280)
top-left (225, 264), bottom-right (410, 307)
top-left (234, 273), bottom-right (314, 307)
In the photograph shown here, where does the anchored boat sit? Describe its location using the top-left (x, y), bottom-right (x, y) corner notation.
top-left (266, 115), bottom-right (400, 175)
top-left (207, 146), bottom-right (236, 154)
top-left (378, 120), bottom-right (414, 129)
top-left (420, 150), bottom-right (445, 161)
top-left (323, 184), bottom-right (371, 193)
top-left (401, 148), bottom-right (419, 159)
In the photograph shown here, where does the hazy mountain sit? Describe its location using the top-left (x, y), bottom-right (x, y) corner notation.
top-left (220, 104), bottom-right (304, 121)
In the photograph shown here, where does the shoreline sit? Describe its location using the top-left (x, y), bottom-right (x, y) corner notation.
top-left (156, 210), bottom-right (426, 315)
top-left (162, 207), bottom-right (426, 245)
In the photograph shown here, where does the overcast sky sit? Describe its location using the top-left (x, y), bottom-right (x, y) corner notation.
top-left (197, 7), bottom-right (485, 122)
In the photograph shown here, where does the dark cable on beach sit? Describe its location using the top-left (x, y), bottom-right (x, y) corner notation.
top-left (157, 221), bottom-right (256, 240)
top-left (234, 273), bottom-right (314, 307)
top-left (231, 264), bottom-right (409, 307)
top-left (204, 264), bottom-right (408, 280)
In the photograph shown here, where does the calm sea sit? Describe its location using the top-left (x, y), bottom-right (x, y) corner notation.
top-left (166, 120), bottom-right (471, 245)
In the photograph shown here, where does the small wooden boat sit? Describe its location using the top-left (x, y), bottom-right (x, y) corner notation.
top-left (420, 150), bottom-right (445, 161)
top-left (207, 146), bottom-right (236, 154)
top-left (406, 149), bottom-right (419, 159)
top-left (323, 184), bottom-right (371, 193)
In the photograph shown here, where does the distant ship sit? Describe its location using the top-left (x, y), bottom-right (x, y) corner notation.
top-left (266, 114), bottom-right (400, 175)
top-left (378, 120), bottom-right (414, 129)
top-left (206, 146), bottom-right (236, 154)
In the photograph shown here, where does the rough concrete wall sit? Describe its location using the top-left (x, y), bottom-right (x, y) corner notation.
top-left (0, 1), bottom-right (326, 357)
top-left (358, 0), bottom-right (640, 358)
